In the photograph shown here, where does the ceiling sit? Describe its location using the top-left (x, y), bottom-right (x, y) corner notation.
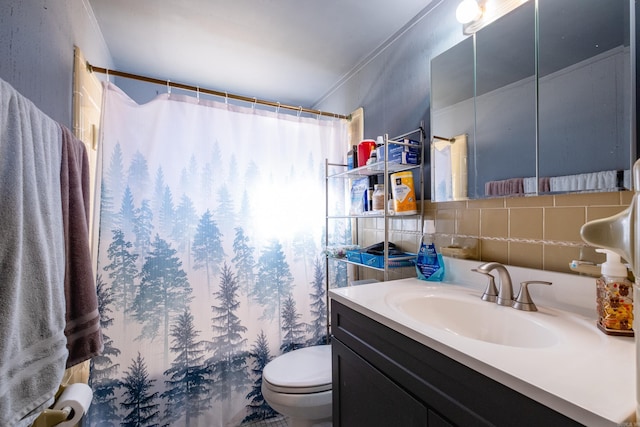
top-left (88, 0), bottom-right (433, 109)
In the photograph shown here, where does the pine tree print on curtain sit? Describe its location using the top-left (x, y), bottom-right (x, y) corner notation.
top-left (85, 275), bottom-right (121, 425)
top-left (243, 331), bottom-right (278, 424)
top-left (89, 82), bottom-right (347, 426)
top-left (162, 308), bottom-right (211, 424)
top-left (121, 352), bottom-right (161, 426)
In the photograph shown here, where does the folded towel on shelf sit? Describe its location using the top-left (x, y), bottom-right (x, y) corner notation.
top-left (492, 170), bottom-right (625, 196)
top-left (523, 177), bottom-right (537, 194)
top-left (550, 170), bottom-right (619, 192)
top-left (623, 169), bottom-right (631, 189)
top-left (60, 126), bottom-right (103, 368)
top-left (485, 177), bottom-right (524, 196)
top-left (523, 177), bottom-right (550, 194)
top-left (0, 78), bottom-right (68, 427)
top-left (539, 177), bottom-right (551, 192)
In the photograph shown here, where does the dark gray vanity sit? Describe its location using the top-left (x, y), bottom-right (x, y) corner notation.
top-left (331, 299), bottom-right (581, 427)
top-left (329, 260), bottom-right (635, 427)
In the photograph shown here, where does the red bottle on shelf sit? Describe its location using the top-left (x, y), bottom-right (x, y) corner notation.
top-left (357, 139), bottom-right (376, 167)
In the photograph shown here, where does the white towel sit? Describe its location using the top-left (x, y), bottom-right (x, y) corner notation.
top-left (0, 78), bottom-right (68, 426)
top-left (550, 170), bottom-right (618, 192)
top-left (432, 134), bottom-right (468, 201)
top-left (523, 177), bottom-right (537, 194)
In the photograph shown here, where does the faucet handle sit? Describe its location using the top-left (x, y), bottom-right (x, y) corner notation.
top-left (471, 268), bottom-right (498, 302)
top-left (513, 281), bottom-right (552, 311)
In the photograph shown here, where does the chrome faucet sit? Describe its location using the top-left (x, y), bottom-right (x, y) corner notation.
top-left (470, 268), bottom-right (498, 302)
top-left (473, 262), bottom-right (513, 306)
top-left (512, 280), bottom-right (553, 311)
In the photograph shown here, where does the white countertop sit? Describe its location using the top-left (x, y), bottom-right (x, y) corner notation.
top-left (329, 258), bottom-right (636, 426)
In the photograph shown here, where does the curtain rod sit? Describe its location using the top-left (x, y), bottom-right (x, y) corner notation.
top-left (86, 62), bottom-right (349, 120)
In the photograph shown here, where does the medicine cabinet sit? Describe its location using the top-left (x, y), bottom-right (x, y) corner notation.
top-left (431, 0), bottom-right (634, 201)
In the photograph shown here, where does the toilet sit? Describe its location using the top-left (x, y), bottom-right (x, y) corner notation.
top-left (262, 344), bottom-right (332, 427)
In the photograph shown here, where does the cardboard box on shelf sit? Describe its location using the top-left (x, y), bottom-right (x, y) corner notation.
top-left (378, 138), bottom-right (421, 165)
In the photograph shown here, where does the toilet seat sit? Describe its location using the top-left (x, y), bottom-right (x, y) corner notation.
top-left (263, 345), bottom-right (332, 394)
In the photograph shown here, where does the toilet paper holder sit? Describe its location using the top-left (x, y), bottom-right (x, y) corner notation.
top-left (31, 385), bottom-right (75, 427)
top-left (31, 407), bottom-right (72, 427)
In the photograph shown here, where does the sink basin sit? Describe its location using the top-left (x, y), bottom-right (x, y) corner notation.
top-left (387, 291), bottom-right (560, 348)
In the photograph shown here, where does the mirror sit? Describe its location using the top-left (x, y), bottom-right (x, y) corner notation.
top-left (431, 37), bottom-right (474, 201)
top-left (431, 0), bottom-right (633, 201)
top-left (538, 0), bottom-right (631, 193)
top-left (474, 1), bottom-right (536, 198)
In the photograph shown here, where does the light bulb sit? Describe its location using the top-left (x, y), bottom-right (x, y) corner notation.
top-left (456, 0), bottom-right (482, 24)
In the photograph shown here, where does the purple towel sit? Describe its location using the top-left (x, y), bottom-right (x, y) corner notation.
top-left (60, 125), bottom-right (103, 368)
top-left (485, 177), bottom-right (524, 196)
top-left (539, 177), bottom-right (550, 193)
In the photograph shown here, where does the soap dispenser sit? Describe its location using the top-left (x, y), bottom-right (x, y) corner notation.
top-left (580, 158), bottom-right (640, 420)
top-left (596, 249), bottom-right (633, 336)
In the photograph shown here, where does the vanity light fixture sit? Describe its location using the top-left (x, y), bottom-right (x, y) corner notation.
top-left (456, 0), bottom-right (483, 24)
top-left (459, 0), bottom-right (530, 34)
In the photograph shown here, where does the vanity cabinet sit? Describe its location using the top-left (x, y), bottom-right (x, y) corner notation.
top-left (331, 300), bottom-right (582, 427)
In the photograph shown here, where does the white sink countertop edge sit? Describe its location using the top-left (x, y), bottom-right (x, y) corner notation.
top-left (329, 258), bottom-right (636, 426)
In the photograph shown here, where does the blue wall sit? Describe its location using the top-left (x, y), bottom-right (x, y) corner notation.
top-left (312, 0), bottom-right (464, 199)
top-left (314, 0), bottom-right (464, 141)
top-left (0, 0), bottom-right (113, 127)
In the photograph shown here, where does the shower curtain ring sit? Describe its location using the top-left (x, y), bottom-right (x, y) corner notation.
top-left (252, 97), bottom-right (257, 110)
top-left (167, 79), bottom-right (171, 96)
top-left (196, 86), bottom-right (200, 102)
top-left (225, 92), bottom-right (228, 104)
top-left (276, 102), bottom-right (280, 114)
top-left (297, 106), bottom-right (302, 117)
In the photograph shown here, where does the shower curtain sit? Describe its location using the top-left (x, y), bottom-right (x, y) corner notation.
top-left (87, 82), bottom-right (348, 426)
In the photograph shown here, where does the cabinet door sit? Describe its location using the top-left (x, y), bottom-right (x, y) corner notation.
top-left (428, 409), bottom-right (455, 427)
top-left (332, 339), bottom-right (430, 427)
top-left (331, 299), bottom-right (583, 427)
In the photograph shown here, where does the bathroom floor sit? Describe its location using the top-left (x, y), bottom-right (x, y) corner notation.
top-left (284, 418), bottom-right (332, 427)
top-left (240, 415), bottom-right (331, 427)
top-left (241, 416), bottom-right (289, 426)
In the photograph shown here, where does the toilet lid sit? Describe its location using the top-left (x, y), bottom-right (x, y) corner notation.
top-left (263, 345), bottom-right (332, 393)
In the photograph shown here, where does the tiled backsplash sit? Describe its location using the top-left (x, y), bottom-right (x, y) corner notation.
top-left (358, 191), bottom-right (632, 279)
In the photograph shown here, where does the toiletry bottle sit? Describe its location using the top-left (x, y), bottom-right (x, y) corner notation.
top-left (596, 248), bottom-right (633, 336)
top-left (376, 136), bottom-right (385, 162)
top-left (416, 220), bottom-right (445, 282)
top-left (347, 145), bottom-right (357, 170)
top-left (372, 184), bottom-right (385, 211)
top-left (357, 139), bottom-right (376, 167)
top-left (367, 150), bottom-right (377, 165)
